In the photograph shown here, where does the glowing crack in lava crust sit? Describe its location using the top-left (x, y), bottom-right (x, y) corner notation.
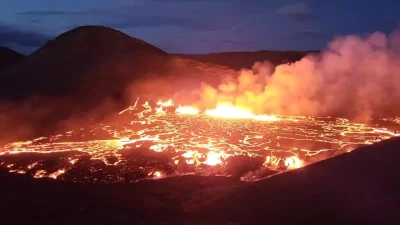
top-left (1, 98), bottom-right (399, 183)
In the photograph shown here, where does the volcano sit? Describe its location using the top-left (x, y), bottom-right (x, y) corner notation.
top-left (0, 25), bottom-right (400, 225)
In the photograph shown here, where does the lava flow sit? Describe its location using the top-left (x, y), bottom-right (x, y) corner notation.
top-left (1, 98), bottom-right (399, 183)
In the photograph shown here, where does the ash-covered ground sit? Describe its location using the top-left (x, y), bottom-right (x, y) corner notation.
top-left (1, 98), bottom-right (399, 183)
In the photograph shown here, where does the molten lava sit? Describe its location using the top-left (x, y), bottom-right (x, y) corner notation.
top-left (205, 103), bottom-right (280, 121)
top-left (1, 98), bottom-right (399, 183)
top-left (176, 106), bottom-right (200, 115)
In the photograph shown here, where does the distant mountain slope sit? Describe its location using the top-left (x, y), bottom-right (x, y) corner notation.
top-left (175, 50), bottom-right (319, 70)
top-left (0, 47), bottom-right (24, 70)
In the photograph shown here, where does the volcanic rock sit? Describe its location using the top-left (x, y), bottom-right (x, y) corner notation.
top-left (0, 47), bottom-right (24, 71)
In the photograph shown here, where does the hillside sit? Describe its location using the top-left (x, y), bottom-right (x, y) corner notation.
top-left (0, 26), bottom-right (168, 103)
top-left (0, 47), bottom-right (24, 70)
top-left (175, 50), bottom-right (319, 70)
top-left (1, 137), bottom-right (399, 225)
top-left (190, 137), bottom-right (400, 224)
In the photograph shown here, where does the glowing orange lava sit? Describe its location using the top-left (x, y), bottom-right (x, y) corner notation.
top-left (284, 156), bottom-right (303, 169)
top-left (157, 99), bottom-right (174, 107)
top-left (156, 99), bottom-right (174, 113)
top-left (1, 97), bottom-right (399, 183)
top-left (205, 103), bottom-right (280, 121)
top-left (48, 169), bottom-right (66, 179)
top-left (175, 106), bottom-right (200, 115)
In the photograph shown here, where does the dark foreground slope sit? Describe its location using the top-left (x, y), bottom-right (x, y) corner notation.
top-left (190, 137), bottom-right (400, 225)
top-left (1, 137), bottom-right (400, 225)
top-left (0, 47), bottom-right (24, 70)
top-left (175, 50), bottom-right (319, 70)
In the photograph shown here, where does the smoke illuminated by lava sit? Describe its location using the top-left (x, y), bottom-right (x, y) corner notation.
top-left (181, 31), bottom-right (400, 121)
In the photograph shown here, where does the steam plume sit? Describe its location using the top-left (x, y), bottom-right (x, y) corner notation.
top-left (195, 31), bottom-right (400, 121)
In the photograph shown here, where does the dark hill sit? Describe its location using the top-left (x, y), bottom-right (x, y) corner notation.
top-left (1, 138), bottom-right (399, 225)
top-left (0, 47), bottom-right (24, 70)
top-left (0, 26), bottom-right (168, 104)
top-left (0, 26), bottom-right (172, 140)
top-left (175, 50), bottom-right (319, 70)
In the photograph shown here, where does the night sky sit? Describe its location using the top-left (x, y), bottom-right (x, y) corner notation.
top-left (1, 0), bottom-right (399, 54)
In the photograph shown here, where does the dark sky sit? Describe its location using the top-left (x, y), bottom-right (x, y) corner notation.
top-left (1, 0), bottom-right (399, 54)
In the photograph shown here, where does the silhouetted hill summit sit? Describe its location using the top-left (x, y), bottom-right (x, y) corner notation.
top-left (39, 25), bottom-right (166, 56)
top-left (0, 26), bottom-right (168, 103)
top-left (0, 47), bottom-right (24, 70)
